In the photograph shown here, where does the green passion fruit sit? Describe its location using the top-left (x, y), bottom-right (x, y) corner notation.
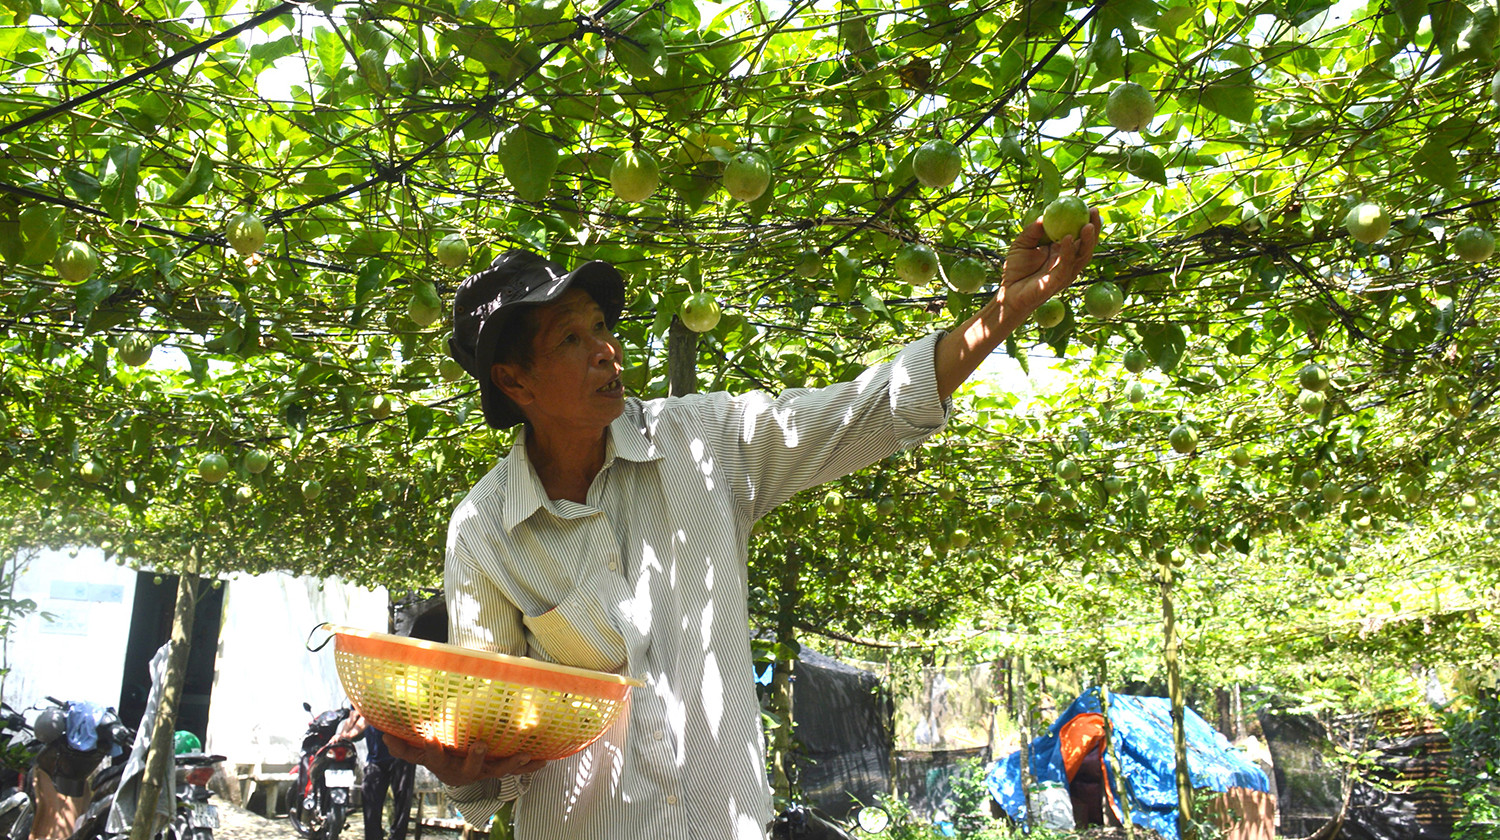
top-left (1041, 196), bottom-right (1090, 242)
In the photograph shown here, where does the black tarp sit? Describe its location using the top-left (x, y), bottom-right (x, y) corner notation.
top-left (1260, 711), bottom-right (1456, 840)
top-left (788, 647), bottom-right (893, 820)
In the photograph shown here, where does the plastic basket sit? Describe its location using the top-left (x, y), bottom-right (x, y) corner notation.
top-left (317, 623), bottom-right (640, 761)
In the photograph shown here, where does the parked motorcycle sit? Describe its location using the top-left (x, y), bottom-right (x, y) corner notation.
top-left (287, 704), bottom-right (357, 840)
top-left (164, 731), bottom-right (224, 840)
top-left (0, 703), bottom-right (36, 840)
top-left (63, 642), bottom-right (225, 840)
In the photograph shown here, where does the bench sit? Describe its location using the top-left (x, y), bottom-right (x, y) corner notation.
top-left (232, 761), bottom-right (298, 816)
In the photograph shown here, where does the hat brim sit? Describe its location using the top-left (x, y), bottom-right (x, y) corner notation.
top-left (473, 260), bottom-right (626, 429)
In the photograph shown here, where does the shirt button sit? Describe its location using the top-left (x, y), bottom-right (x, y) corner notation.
top-left (607, 561), bottom-right (618, 571)
top-left (666, 795), bottom-right (679, 806)
top-left (653, 730), bottom-right (664, 740)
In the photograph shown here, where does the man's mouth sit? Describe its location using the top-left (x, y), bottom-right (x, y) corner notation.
top-left (597, 376), bottom-right (623, 396)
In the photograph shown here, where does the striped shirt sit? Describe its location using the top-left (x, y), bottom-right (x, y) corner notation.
top-left (443, 332), bottom-right (951, 840)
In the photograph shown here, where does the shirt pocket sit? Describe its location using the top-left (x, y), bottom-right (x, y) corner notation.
top-left (520, 568), bottom-right (629, 674)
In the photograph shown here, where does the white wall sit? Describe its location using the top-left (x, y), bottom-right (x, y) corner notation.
top-left (1, 548), bottom-right (137, 712)
top-left (205, 571), bottom-right (388, 766)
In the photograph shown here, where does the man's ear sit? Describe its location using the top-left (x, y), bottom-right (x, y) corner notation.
top-left (491, 362), bottom-right (534, 407)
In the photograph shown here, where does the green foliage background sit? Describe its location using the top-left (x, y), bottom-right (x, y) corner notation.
top-left (1, 0), bottom-right (1498, 710)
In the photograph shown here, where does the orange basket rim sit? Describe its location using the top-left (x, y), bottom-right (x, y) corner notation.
top-left (323, 623), bottom-right (644, 688)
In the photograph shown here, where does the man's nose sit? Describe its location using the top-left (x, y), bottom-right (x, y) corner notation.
top-left (591, 336), bottom-right (619, 363)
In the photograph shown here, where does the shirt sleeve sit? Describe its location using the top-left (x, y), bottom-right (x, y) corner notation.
top-left (445, 775), bottom-right (532, 825)
top-left (695, 331), bottom-right (952, 522)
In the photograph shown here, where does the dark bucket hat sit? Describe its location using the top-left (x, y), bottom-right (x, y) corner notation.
top-left (448, 249), bottom-right (625, 428)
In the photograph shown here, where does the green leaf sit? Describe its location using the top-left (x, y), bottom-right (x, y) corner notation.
top-left (163, 152), bottom-right (215, 206)
top-left (18, 206), bottom-right (61, 264)
top-left (1197, 82), bottom-right (1257, 123)
top-left (498, 124), bottom-right (559, 203)
top-left (1138, 323), bottom-right (1186, 373)
top-left (406, 404), bottom-right (434, 442)
top-left (354, 259), bottom-right (388, 308)
top-left (98, 145), bottom-right (142, 222)
top-left (1413, 139), bottom-right (1458, 188)
top-left (62, 168), bottom-right (102, 203)
top-left (1390, 0), bottom-right (1425, 40)
top-left (1122, 148), bottom-right (1167, 185)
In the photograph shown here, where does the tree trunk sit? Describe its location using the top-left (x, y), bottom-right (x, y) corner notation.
top-left (128, 550), bottom-right (199, 840)
top-left (1161, 569), bottom-right (1193, 839)
top-left (768, 546), bottom-right (802, 803)
top-left (1017, 649), bottom-right (1032, 823)
top-left (668, 316), bottom-right (698, 397)
top-left (1098, 688), bottom-right (1135, 840)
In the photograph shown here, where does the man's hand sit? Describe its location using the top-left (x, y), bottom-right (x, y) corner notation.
top-left (934, 209), bottom-right (1103, 399)
top-left (996, 209), bottom-right (1102, 322)
top-left (383, 735), bottom-right (548, 787)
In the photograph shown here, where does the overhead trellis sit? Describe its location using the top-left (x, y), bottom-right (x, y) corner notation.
top-left (0, 0), bottom-right (1497, 705)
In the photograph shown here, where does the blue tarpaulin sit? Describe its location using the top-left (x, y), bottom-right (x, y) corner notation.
top-left (986, 689), bottom-right (1269, 840)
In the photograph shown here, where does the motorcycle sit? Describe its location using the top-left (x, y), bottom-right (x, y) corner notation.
top-left (163, 732), bottom-right (225, 840)
top-left (287, 704), bottom-right (357, 840)
top-left (64, 642), bottom-right (226, 840)
top-left (0, 703), bottom-right (36, 840)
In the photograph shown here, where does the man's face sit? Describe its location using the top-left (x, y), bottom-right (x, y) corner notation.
top-left (492, 287), bottom-right (626, 435)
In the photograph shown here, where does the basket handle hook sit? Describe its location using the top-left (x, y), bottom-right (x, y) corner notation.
top-left (306, 621), bottom-right (338, 653)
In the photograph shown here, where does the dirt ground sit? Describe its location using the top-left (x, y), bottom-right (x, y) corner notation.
top-left (216, 804), bottom-right (467, 840)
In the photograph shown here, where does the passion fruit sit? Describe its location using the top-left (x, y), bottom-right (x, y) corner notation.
top-left (894, 242), bottom-right (939, 284)
top-left (1041, 196), bottom-right (1090, 242)
top-left (54, 241), bottom-right (99, 286)
top-left (436, 233), bottom-right (470, 269)
top-left (722, 150), bottom-right (771, 202)
top-left (912, 139), bottom-right (962, 188)
top-left (1104, 82), bottom-right (1156, 132)
top-left (1452, 226), bottom-right (1495, 263)
top-left (610, 148), bottom-right (660, 202)
top-left (225, 211), bottom-right (268, 256)
top-left (680, 292), bottom-right (722, 332)
top-left (1343, 202), bottom-right (1390, 244)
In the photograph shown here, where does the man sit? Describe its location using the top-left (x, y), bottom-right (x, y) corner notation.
top-left (362, 723), bottom-right (416, 840)
top-left (385, 213), bottom-right (1100, 839)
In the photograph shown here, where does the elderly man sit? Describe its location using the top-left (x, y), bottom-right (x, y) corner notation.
top-left (385, 212), bottom-right (1100, 839)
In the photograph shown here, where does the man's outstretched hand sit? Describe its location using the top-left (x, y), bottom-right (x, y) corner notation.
top-left (997, 208), bottom-right (1102, 321)
top-left (383, 735), bottom-right (548, 787)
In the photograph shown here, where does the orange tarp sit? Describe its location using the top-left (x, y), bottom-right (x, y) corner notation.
top-left (1059, 712), bottom-right (1108, 781)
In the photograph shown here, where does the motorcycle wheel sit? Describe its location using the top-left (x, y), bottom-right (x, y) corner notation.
top-left (320, 802), bottom-right (346, 840)
top-left (286, 767), bottom-right (315, 839)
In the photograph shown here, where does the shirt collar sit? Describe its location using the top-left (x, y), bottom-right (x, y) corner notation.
top-left (500, 407), bottom-right (662, 532)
